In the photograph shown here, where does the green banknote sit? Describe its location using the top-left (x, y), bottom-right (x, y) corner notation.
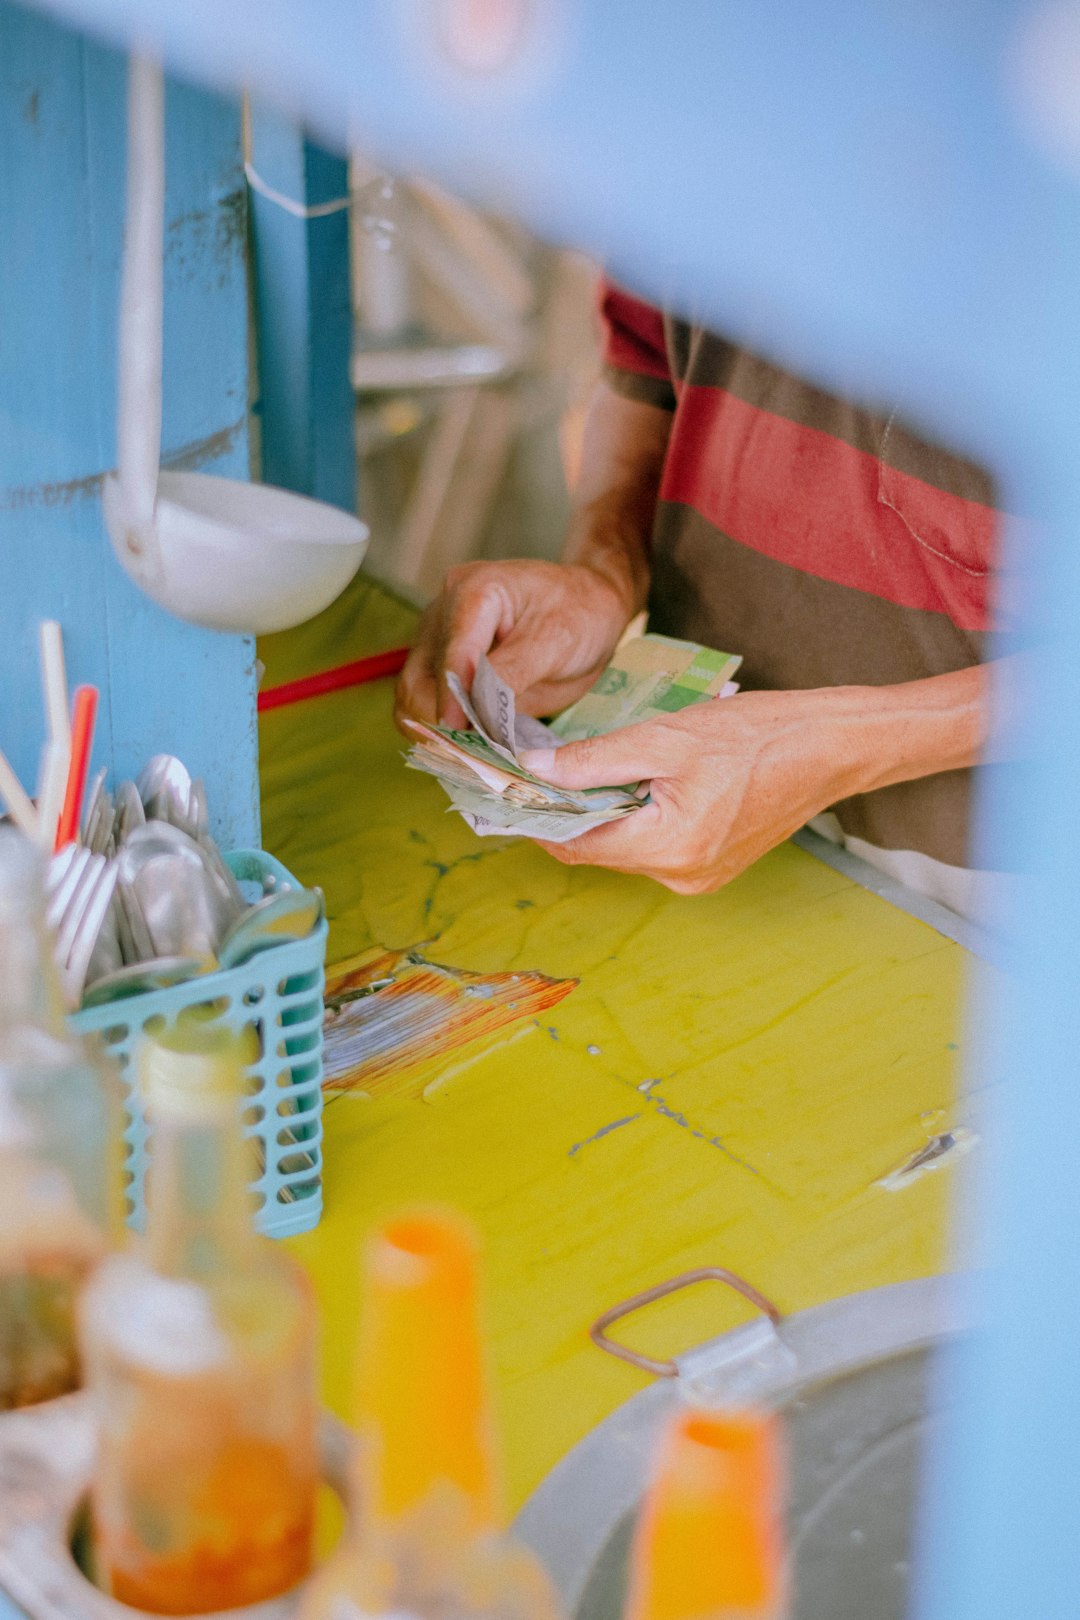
top-left (549, 634), bottom-right (741, 742)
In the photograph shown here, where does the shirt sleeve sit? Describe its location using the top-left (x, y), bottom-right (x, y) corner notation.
top-left (598, 278), bottom-right (677, 412)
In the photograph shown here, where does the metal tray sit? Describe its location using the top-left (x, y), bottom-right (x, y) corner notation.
top-left (514, 1275), bottom-right (967, 1620)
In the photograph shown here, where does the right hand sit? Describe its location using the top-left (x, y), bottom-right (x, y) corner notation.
top-left (394, 559), bottom-right (634, 731)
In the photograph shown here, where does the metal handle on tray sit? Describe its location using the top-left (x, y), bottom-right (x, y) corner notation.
top-left (590, 1266), bottom-right (783, 1379)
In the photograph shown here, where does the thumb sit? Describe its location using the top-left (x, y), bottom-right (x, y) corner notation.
top-left (519, 721), bottom-right (679, 791)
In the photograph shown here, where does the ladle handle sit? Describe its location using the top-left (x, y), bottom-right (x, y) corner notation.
top-left (116, 55), bottom-right (165, 575)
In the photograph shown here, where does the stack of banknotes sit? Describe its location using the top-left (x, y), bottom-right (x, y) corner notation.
top-left (403, 632), bottom-right (742, 842)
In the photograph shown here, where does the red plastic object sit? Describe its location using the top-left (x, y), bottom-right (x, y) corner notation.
top-left (257, 646), bottom-right (411, 713)
top-left (55, 684), bottom-right (98, 850)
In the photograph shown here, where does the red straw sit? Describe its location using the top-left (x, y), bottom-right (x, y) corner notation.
top-left (257, 646), bottom-right (411, 713)
top-left (55, 685), bottom-right (98, 851)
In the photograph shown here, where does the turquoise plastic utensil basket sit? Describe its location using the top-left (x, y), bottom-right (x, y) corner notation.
top-left (69, 849), bottom-right (327, 1240)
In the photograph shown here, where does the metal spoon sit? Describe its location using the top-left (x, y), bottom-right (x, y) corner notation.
top-left (118, 823), bottom-right (237, 959)
top-left (116, 872), bottom-right (155, 963)
top-left (114, 779), bottom-right (146, 844)
top-left (81, 768), bottom-right (108, 849)
top-left (137, 754), bottom-right (195, 830)
top-left (80, 954), bottom-right (212, 1008)
top-left (217, 887), bottom-right (324, 969)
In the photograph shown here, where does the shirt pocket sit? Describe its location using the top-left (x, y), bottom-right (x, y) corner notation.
top-left (876, 411), bottom-right (996, 583)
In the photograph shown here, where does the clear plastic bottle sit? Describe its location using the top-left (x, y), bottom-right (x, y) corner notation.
top-left (623, 1408), bottom-right (786, 1620)
top-left (0, 828), bottom-right (121, 1409)
top-left (301, 1209), bottom-right (562, 1620)
top-left (79, 1016), bottom-right (319, 1614)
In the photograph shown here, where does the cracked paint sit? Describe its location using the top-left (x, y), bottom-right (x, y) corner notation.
top-left (568, 1115), bottom-right (641, 1159)
top-left (639, 1083), bottom-right (765, 1179)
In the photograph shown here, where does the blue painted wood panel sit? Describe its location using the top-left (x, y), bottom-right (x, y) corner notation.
top-left (248, 107), bottom-right (356, 510)
top-left (0, 0), bottom-right (259, 849)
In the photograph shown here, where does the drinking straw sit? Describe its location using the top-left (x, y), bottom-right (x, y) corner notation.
top-left (0, 747), bottom-right (38, 838)
top-left (39, 620), bottom-right (71, 748)
top-left (55, 686), bottom-right (98, 850)
top-left (36, 738), bottom-right (70, 852)
top-left (257, 646), bottom-right (411, 713)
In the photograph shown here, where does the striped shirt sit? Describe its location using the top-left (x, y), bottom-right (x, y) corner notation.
top-left (600, 280), bottom-right (1002, 922)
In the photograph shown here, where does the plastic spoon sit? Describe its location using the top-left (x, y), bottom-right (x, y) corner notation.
top-left (102, 57), bottom-right (369, 636)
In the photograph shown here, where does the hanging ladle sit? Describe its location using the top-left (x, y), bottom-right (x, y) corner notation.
top-left (103, 58), bottom-right (369, 636)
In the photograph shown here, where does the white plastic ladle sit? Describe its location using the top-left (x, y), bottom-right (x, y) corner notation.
top-left (103, 59), bottom-right (369, 636)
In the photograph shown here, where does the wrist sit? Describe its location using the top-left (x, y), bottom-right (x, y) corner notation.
top-left (812, 671), bottom-right (989, 799)
top-left (563, 511), bottom-right (651, 621)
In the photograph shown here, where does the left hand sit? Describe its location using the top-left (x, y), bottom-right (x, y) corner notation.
top-left (519, 686), bottom-right (888, 894)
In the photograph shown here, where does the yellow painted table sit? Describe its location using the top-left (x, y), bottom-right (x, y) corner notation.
top-left (260, 576), bottom-right (968, 1513)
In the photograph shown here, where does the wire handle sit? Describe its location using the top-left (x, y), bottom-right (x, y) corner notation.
top-left (589, 1266), bottom-right (783, 1380)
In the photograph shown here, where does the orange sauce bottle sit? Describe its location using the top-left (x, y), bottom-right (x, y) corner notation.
top-left (624, 1408), bottom-right (787, 1620)
top-left (301, 1209), bottom-right (562, 1620)
top-left (79, 1018), bottom-right (319, 1613)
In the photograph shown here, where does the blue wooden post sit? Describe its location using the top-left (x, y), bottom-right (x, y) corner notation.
top-left (0, 0), bottom-right (259, 850)
top-left (247, 107), bottom-right (356, 510)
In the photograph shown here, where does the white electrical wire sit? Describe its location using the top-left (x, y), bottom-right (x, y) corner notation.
top-left (242, 160), bottom-right (351, 219)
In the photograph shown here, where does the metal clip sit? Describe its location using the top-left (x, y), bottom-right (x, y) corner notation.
top-left (589, 1266), bottom-right (783, 1379)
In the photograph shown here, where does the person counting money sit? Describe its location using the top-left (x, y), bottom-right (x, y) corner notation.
top-left (395, 281), bottom-right (1009, 924)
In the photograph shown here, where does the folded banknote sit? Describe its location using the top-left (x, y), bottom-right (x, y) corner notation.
top-left (403, 632), bottom-right (741, 842)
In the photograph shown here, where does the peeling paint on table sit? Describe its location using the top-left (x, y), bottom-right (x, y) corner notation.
top-left (323, 945), bottom-right (577, 1101)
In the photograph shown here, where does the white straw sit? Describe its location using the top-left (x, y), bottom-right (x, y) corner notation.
top-left (39, 620), bottom-right (71, 748)
top-left (35, 738), bottom-right (69, 852)
top-left (0, 748), bottom-right (38, 839)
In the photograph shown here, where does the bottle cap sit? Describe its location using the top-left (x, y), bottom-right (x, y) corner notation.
top-left (625, 1408), bottom-right (785, 1620)
top-left (354, 1208), bottom-right (499, 1530)
top-left (139, 1012), bottom-right (252, 1121)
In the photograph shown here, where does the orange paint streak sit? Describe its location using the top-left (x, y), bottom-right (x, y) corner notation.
top-left (323, 947), bottom-right (577, 1101)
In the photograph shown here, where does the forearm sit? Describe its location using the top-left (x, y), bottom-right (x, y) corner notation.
top-left (824, 659), bottom-right (1011, 800)
top-left (561, 380), bottom-right (672, 619)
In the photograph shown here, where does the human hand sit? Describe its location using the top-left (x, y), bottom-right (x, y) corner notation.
top-left (394, 559), bottom-right (634, 733)
top-left (518, 686), bottom-right (895, 894)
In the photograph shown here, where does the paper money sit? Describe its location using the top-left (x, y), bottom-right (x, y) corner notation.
top-left (550, 635), bottom-right (741, 741)
top-left (404, 632), bottom-right (741, 843)
top-left (444, 781), bottom-right (638, 844)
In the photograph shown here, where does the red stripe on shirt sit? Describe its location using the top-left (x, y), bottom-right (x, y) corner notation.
top-left (598, 281), bottom-right (671, 381)
top-left (661, 384), bottom-right (994, 631)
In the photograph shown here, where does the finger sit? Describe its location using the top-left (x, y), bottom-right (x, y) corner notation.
top-left (394, 640), bottom-right (445, 730)
top-left (519, 721), bottom-right (681, 792)
top-left (437, 581), bottom-right (510, 723)
top-left (535, 802), bottom-right (664, 871)
top-left (486, 633), bottom-right (573, 707)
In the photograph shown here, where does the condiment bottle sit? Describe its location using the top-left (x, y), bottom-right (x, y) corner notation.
top-left (624, 1409), bottom-right (786, 1620)
top-left (79, 1016), bottom-right (319, 1614)
top-left (301, 1209), bottom-right (562, 1620)
top-left (0, 828), bottom-right (121, 1408)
